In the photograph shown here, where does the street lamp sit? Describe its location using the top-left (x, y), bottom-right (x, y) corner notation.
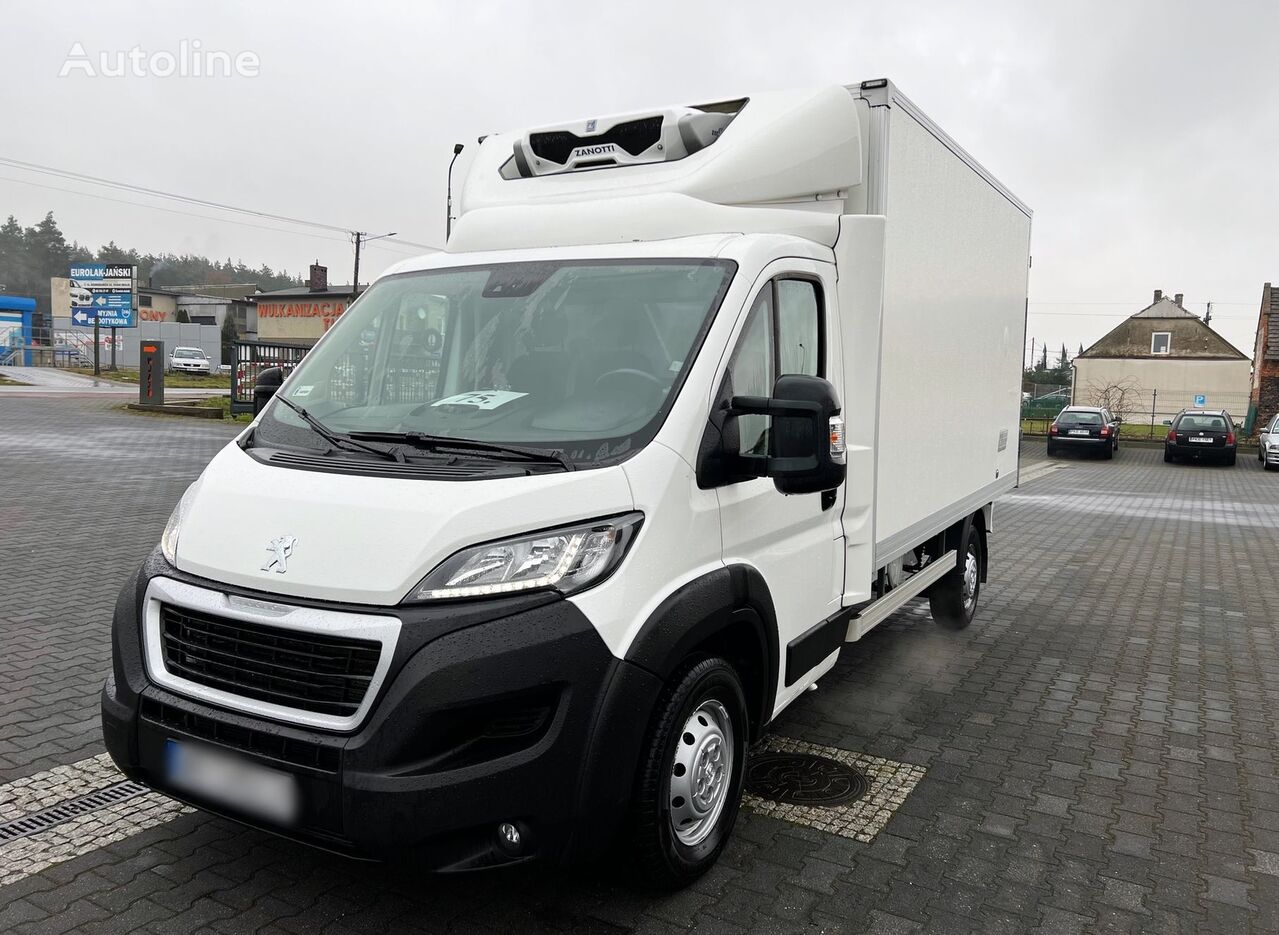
top-left (446, 143), bottom-right (464, 242)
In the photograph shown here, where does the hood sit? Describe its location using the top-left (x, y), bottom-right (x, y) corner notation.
top-left (172, 444), bottom-right (634, 606)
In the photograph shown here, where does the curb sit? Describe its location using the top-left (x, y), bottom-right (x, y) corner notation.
top-left (126, 402), bottom-right (224, 420)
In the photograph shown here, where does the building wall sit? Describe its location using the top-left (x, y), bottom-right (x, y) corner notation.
top-left (1252, 282), bottom-right (1279, 429)
top-left (1073, 358), bottom-right (1253, 420)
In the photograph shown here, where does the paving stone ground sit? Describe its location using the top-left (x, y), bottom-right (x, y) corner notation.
top-left (2, 397), bottom-right (1278, 933)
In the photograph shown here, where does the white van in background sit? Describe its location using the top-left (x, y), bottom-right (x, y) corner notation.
top-left (103, 80), bottom-right (1031, 887)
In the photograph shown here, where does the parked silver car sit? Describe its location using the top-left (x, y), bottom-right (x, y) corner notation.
top-left (1259, 413), bottom-right (1279, 472)
top-left (168, 347), bottom-right (212, 374)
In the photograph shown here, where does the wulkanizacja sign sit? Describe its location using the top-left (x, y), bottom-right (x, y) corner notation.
top-left (257, 300), bottom-right (348, 332)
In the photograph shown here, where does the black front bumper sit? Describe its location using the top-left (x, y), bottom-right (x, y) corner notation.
top-left (102, 550), bottom-right (661, 869)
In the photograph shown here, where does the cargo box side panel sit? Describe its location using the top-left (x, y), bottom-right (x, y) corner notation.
top-left (873, 104), bottom-right (1031, 562)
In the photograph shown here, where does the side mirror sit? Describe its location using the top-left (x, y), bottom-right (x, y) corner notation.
top-left (724, 374), bottom-right (846, 495)
top-left (1115, 417), bottom-right (1124, 424)
top-left (253, 366), bottom-right (285, 415)
top-left (1162, 419), bottom-right (1173, 426)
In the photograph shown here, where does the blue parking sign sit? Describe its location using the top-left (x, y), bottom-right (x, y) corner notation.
top-left (1194, 394), bottom-right (1206, 407)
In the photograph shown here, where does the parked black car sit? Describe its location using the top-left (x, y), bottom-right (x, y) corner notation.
top-left (1047, 406), bottom-right (1120, 458)
top-left (1163, 409), bottom-right (1237, 465)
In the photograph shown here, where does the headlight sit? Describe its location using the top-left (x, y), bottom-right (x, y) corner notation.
top-left (160, 485), bottom-right (197, 565)
top-left (409, 512), bottom-right (643, 601)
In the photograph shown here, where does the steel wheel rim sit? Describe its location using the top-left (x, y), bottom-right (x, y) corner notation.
top-left (962, 545), bottom-right (979, 611)
top-left (669, 699), bottom-right (733, 847)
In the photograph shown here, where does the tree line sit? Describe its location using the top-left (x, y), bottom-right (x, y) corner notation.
top-left (0, 211), bottom-right (303, 325)
top-left (1025, 341), bottom-right (1086, 386)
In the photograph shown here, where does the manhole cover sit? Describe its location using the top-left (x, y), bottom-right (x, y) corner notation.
top-left (744, 752), bottom-right (869, 807)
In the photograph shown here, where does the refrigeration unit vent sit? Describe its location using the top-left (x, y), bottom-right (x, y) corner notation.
top-left (501, 98), bottom-right (746, 179)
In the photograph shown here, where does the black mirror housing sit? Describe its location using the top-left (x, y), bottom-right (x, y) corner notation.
top-left (726, 374), bottom-right (846, 495)
top-left (253, 366), bottom-right (285, 415)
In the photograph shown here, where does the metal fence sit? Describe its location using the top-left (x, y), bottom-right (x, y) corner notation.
top-left (230, 341), bottom-right (311, 415)
top-left (1022, 390), bottom-right (1261, 438)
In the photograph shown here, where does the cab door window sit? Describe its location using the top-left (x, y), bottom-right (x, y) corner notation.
top-left (723, 276), bottom-right (824, 456)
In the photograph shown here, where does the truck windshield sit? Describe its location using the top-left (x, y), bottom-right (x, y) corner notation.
top-left (254, 258), bottom-right (735, 467)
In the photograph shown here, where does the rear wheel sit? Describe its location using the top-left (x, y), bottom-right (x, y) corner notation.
top-left (1164, 449), bottom-right (1174, 463)
top-left (1046, 442), bottom-right (1056, 457)
top-left (1102, 444), bottom-right (1114, 460)
top-left (629, 658), bottom-right (748, 890)
top-left (1225, 451), bottom-right (1237, 466)
top-left (929, 524), bottom-right (981, 630)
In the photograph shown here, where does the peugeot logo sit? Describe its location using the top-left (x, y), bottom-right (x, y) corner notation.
top-left (261, 535), bottom-right (297, 573)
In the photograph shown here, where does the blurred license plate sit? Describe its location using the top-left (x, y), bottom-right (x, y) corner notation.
top-left (1068, 429), bottom-right (1090, 436)
top-left (166, 739), bottom-right (299, 825)
top-left (1189, 437), bottom-right (1212, 443)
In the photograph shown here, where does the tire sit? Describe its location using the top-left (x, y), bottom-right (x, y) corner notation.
top-left (1225, 451), bottom-right (1237, 466)
top-left (1103, 444), bottom-right (1114, 460)
top-left (1164, 450), bottom-right (1174, 463)
top-left (1046, 442), bottom-right (1055, 457)
top-left (1266, 462), bottom-right (1277, 472)
top-left (629, 657), bottom-right (749, 890)
top-left (929, 524), bottom-right (981, 630)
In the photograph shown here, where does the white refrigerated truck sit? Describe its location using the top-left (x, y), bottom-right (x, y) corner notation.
top-left (103, 79), bottom-right (1031, 887)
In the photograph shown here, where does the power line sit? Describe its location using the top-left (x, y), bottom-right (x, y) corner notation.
top-left (0, 174), bottom-right (353, 246)
top-left (0, 154), bottom-right (440, 253)
top-left (1028, 309), bottom-right (1255, 319)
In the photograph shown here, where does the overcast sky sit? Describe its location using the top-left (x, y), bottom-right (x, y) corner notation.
top-left (3, 0), bottom-right (1277, 358)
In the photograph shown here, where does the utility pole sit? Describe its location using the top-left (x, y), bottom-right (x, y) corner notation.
top-left (92, 314), bottom-right (100, 375)
top-left (351, 231), bottom-right (398, 294)
top-left (1204, 301), bottom-right (1213, 327)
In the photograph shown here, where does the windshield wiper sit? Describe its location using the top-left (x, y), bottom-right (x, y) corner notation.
top-left (272, 395), bottom-right (402, 463)
top-left (346, 430), bottom-right (575, 472)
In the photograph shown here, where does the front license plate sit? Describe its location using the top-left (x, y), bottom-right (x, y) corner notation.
top-left (1068, 429), bottom-right (1091, 436)
top-left (1188, 437), bottom-right (1213, 444)
top-left (166, 739), bottom-right (299, 825)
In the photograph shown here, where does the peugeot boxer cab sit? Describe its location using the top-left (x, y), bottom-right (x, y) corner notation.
top-left (103, 81), bottom-right (1031, 887)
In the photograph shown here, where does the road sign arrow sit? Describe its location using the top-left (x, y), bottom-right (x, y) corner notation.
top-left (73, 310), bottom-right (92, 324)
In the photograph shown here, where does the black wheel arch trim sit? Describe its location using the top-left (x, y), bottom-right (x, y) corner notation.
top-left (623, 564), bottom-right (779, 739)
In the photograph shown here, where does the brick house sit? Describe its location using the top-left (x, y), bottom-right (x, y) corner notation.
top-left (1072, 289), bottom-right (1251, 422)
top-left (1250, 282), bottom-right (1279, 429)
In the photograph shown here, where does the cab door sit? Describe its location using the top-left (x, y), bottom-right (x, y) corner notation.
top-left (712, 260), bottom-right (845, 716)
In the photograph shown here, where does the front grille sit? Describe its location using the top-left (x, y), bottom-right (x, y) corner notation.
top-left (160, 605), bottom-right (381, 717)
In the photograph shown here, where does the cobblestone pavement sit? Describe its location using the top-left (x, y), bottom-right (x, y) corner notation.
top-left (2, 397), bottom-right (1279, 934)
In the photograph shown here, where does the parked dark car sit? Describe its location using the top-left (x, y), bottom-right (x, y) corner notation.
top-left (1257, 412), bottom-right (1279, 472)
top-left (1163, 409), bottom-right (1237, 465)
top-left (1047, 406), bottom-right (1120, 458)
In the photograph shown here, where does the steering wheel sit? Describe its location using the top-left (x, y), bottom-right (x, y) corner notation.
top-left (593, 368), bottom-right (664, 392)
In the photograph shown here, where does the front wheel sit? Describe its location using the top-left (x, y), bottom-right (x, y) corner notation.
top-left (629, 658), bottom-right (749, 890)
top-left (929, 524), bottom-right (981, 629)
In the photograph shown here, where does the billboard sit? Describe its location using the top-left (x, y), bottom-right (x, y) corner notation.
top-left (68, 263), bottom-right (137, 328)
